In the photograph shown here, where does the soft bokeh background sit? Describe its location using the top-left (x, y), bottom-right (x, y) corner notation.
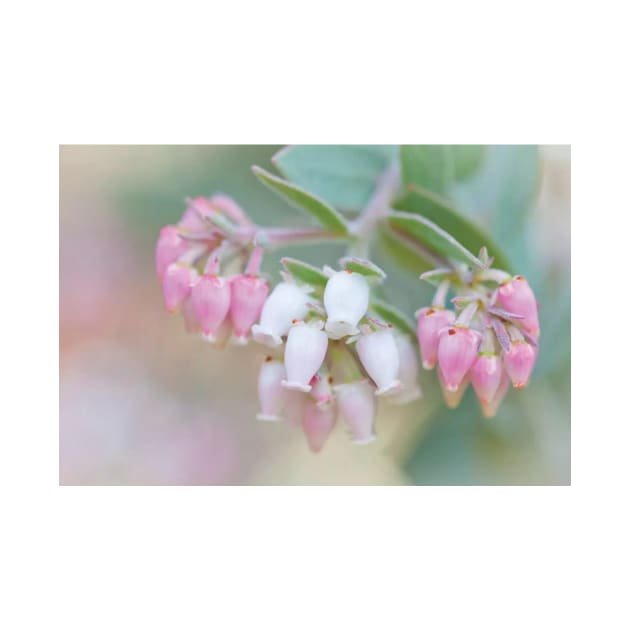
top-left (59, 145), bottom-right (570, 485)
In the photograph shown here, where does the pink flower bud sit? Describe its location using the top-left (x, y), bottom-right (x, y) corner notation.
top-left (229, 274), bottom-right (269, 344)
top-left (390, 334), bottom-right (422, 404)
top-left (161, 263), bottom-right (198, 313)
top-left (333, 380), bottom-right (377, 444)
top-left (209, 194), bottom-right (251, 226)
top-left (302, 399), bottom-right (336, 453)
top-left (503, 341), bottom-right (537, 389)
top-left (310, 373), bottom-right (334, 409)
top-left (470, 353), bottom-right (503, 405)
top-left (155, 226), bottom-right (189, 279)
top-left (181, 297), bottom-right (201, 334)
top-left (437, 367), bottom-right (469, 409)
top-left (437, 326), bottom-right (481, 392)
top-left (416, 307), bottom-right (456, 369)
top-left (480, 372), bottom-right (510, 419)
top-left (497, 276), bottom-right (540, 338)
top-left (251, 282), bottom-right (310, 347)
top-left (190, 274), bottom-right (231, 340)
top-left (324, 271), bottom-right (370, 339)
top-left (256, 357), bottom-right (286, 422)
top-left (282, 322), bottom-right (328, 392)
top-left (356, 328), bottom-right (401, 396)
top-left (179, 197), bottom-right (212, 232)
top-left (202, 319), bottom-right (232, 348)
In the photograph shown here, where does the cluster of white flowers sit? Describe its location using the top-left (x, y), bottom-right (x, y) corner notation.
top-left (251, 268), bottom-right (421, 452)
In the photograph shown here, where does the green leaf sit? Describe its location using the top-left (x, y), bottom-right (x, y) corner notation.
top-left (450, 145), bottom-right (539, 270)
top-left (388, 210), bottom-right (483, 269)
top-left (400, 145), bottom-right (452, 194)
top-left (369, 298), bottom-right (415, 336)
top-left (419, 268), bottom-right (457, 287)
top-left (374, 225), bottom-right (435, 275)
top-left (339, 257), bottom-right (386, 281)
top-left (451, 145), bottom-right (485, 181)
top-left (400, 145), bottom-right (486, 195)
top-left (252, 166), bottom-right (350, 235)
top-left (393, 186), bottom-right (511, 271)
top-left (281, 257), bottom-right (329, 288)
top-left (272, 145), bottom-right (397, 210)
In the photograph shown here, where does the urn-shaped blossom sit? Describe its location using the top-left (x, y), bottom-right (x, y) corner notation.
top-left (161, 263), bottom-right (198, 313)
top-left (416, 307), bottom-right (456, 369)
top-left (503, 341), bottom-right (537, 389)
top-left (256, 357), bottom-right (286, 422)
top-left (480, 372), bottom-right (510, 419)
top-left (229, 274), bottom-right (269, 344)
top-left (437, 326), bottom-right (481, 392)
top-left (252, 282), bottom-right (310, 347)
top-left (281, 322), bottom-right (328, 392)
top-left (155, 226), bottom-right (189, 279)
top-left (437, 367), bottom-right (469, 409)
top-left (323, 271), bottom-right (369, 339)
top-left (356, 328), bottom-right (401, 396)
top-left (497, 276), bottom-right (540, 338)
top-left (333, 380), bottom-right (377, 444)
top-left (390, 334), bottom-right (422, 404)
top-left (302, 399), bottom-right (336, 453)
top-left (181, 297), bottom-right (201, 334)
top-left (190, 274), bottom-right (231, 341)
top-left (470, 353), bottom-right (503, 405)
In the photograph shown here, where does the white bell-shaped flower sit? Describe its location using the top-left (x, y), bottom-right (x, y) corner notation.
top-left (323, 271), bottom-right (369, 339)
top-left (389, 334), bottom-right (422, 404)
top-left (281, 321), bottom-right (328, 392)
top-left (252, 282), bottom-right (310, 347)
top-left (333, 380), bottom-right (376, 444)
top-left (356, 328), bottom-right (401, 396)
top-left (256, 358), bottom-right (286, 421)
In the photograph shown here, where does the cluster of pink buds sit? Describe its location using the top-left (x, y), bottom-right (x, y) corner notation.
top-left (155, 195), bottom-right (423, 452)
top-left (415, 253), bottom-right (540, 418)
top-left (155, 195), bottom-right (271, 346)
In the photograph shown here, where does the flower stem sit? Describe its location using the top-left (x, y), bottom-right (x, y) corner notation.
top-left (256, 226), bottom-right (347, 247)
top-left (456, 301), bottom-right (478, 327)
top-left (245, 245), bottom-right (265, 276)
top-left (351, 161), bottom-right (401, 242)
top-left (431, 280), bottom-right (450, 308)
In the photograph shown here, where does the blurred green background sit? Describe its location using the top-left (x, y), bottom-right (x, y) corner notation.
top-left (59, 145), bottom-right (570, 485)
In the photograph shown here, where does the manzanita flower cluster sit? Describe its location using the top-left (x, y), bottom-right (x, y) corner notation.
top-left (155, 180), bottom-right (540, 452)
top-left (155, 194), bottom-right (424, 451)
top-left (416, 253), bottom-right (539, 418)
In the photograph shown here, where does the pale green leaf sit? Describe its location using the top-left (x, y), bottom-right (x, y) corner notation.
top-left (374, 225), bottom-right (435, 275)
top-left (272, 145), bottom-right (397, 210)
top-left (339, 257), bottom-right (386, 281)
top-left (400, 145), bottom-right (452, 194)
top-left (393, 186), bottom-right (511, 271)
top-left (281, 257), bottom-right (329, 287)
top-left (252, 166), bottom-right (350, 235)
top-left (388, 211), bottom-right (483, 269)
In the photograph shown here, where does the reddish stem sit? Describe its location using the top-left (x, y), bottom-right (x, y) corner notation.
top-left (245, 246), bottom-right (264, 276)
